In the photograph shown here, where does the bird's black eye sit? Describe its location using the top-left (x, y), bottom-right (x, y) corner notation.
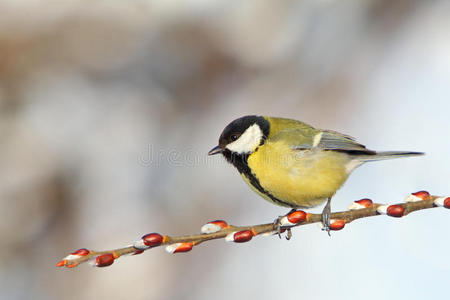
top-left (230, 134), bottom-right (239, 141)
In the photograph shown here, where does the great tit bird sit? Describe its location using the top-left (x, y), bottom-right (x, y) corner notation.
top-left (208, 115), bottom-right (423, 233)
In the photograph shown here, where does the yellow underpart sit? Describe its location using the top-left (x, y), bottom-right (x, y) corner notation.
top-left (247, 139), bottom-right (351, 208)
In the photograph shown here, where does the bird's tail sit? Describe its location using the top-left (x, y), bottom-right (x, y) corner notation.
top-left (359, 151), bottom-right (424, 162)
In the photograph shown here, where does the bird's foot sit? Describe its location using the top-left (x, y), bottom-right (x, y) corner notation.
top-left (321, 198), bottom-right (332, 236)
top-left (285, 228), bottom-right (292, 240)
top-left (272, 215), bottom-right (283, 239)
top-left (273, 209), bottom-right (296, 240)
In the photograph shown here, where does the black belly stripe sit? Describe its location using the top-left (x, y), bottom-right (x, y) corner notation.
top-left (242, 167), bottom-right (295, 207)
top-left (222, 150), bottom-right (295, 208)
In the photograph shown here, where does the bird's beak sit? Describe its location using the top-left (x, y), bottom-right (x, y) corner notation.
top-left (208, 145), bottom-right (222, 155)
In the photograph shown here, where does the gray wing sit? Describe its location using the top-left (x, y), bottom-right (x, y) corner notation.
top-left (293, 130), bottom-right (376, 155)
top-left (318, 131), bottom-right (374, 153)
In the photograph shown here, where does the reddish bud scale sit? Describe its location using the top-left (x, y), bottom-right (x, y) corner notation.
top-left (233, 230), bottom-right (253, 243)
top-left (355, 198), bottom-right (373, 207)
top-left (142, 233), bottom-right (164, 247)
top-left (209, 220), bottom-right (228, 228)
top-left (133, 250), bottom-right (144, 255)
top-left (95, 253), bottom-right (115, 267)
top-left (387, 205), bottom-right (405, 217)
top-left (412, 191), bottom-right (430, 200)
top-left (56, 260), bottom-right (66, 267)
top-left (444, 198), bottom-right (450, 209)
top-left (71, 248), bottom-right (90, 256)
top-left (287, 210), bottom-right (307, 224)
top-left (174, 243), bottom-right (193, 253)
top-left (201, 220), bottom-right (229, 234)
top-left (330, 220), bottom-right (345, 231)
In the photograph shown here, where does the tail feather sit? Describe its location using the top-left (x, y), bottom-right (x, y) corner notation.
top-left (358, 151), bottom-right (424, 162)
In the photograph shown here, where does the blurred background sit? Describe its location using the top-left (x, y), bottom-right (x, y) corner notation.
top-left (1, 0), bottom-right (449, 299)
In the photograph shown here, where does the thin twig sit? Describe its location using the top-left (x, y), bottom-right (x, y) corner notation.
top-left (56, 192), bottom-right (448, 268)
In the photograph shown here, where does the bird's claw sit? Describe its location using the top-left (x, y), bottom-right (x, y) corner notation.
top-left (321, 213), bottom-right (331, 236)
top-left (285, 228), bottom-right (292, 240)
top-left (273, 209), bottom-right (296, 240)
top-left (321, 197), bottom-right (332, 237)
top-left (272, 216), bottom-right (283, 239)
top-left (321, 226), bottom-right (331, 236)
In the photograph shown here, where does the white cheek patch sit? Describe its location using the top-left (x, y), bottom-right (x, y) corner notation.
top-left (226, 124), bottom-right (263, 154)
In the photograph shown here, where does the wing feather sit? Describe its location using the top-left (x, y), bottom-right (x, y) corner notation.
top-left (317, 131), bottom-right (373, 153)
top-left (272, 128), bottom-right (375, 155)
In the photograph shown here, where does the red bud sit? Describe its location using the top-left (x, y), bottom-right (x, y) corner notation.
top-left (95, 254), bottom-right (115, 267)
top-left (71, 248), bottom-right (90, 256)
top-left (209, 220), bottom-right (228, 228)
top-left (444, 197), bottom-right (450, 209)
top-left (412, 191), bottom-right (430, 200)
top-left (387, 205), bottom-right (405, 217)
top-left (287, 210), bottom-right (307, 224)
top-left (355, 198), bottom-right (373, 207)
top-left (56, 260), bottom-right (66, 267)
top-left (142, 233), bottom-right (163, 247)
top-left (330, 220), bottom-right (345, 231)
top-left (173, 243), bottom-right (193, 253)
top-left (233, 230), bottom-right (253, 243)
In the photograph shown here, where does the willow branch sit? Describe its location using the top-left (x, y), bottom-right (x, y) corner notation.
top-left (56, 191), bottom-right (449, 268)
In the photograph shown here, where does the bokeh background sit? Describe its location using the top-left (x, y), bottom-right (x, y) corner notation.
top-left (1, 1), bottom-right (449, 299)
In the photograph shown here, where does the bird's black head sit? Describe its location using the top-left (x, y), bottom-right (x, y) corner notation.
top-left (208, 115), bottom-right (270, 158)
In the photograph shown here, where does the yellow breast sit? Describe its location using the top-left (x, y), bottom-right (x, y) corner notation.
top-left (246, 140), bottom-right (351, 208)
